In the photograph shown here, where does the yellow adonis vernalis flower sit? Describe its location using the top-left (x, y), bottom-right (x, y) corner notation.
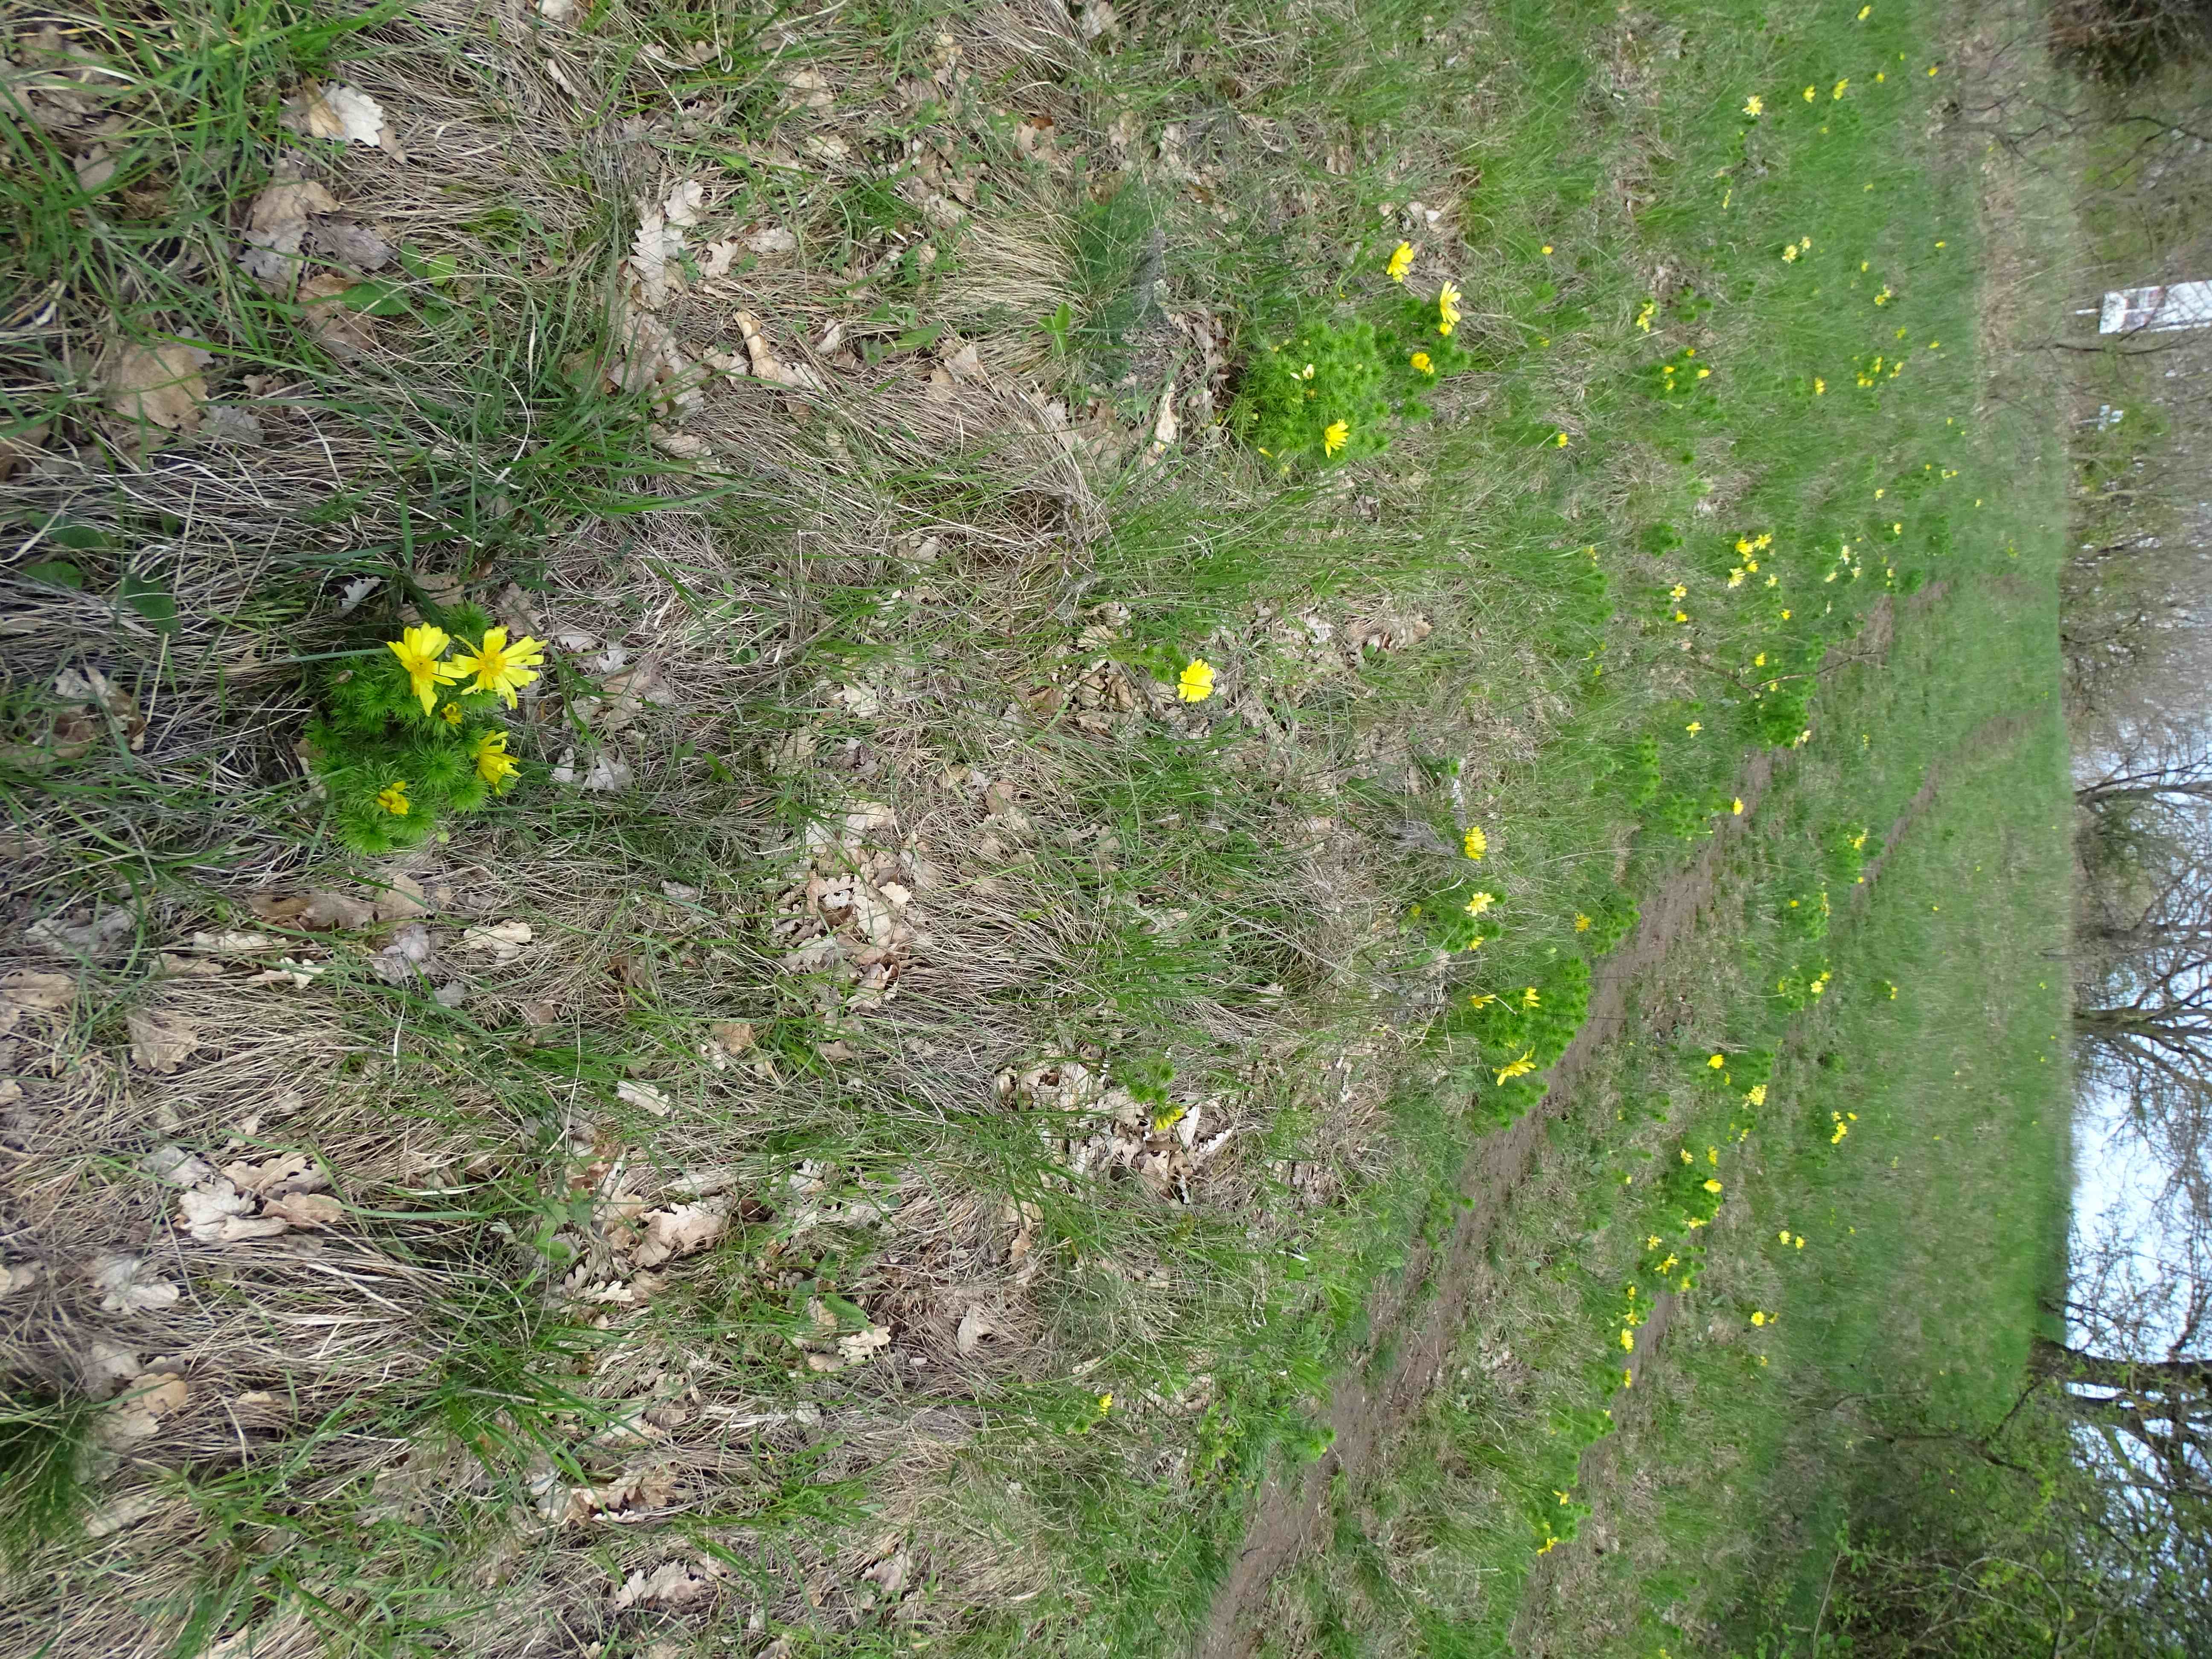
top-left (1386, 241), bottom-right (1415, 282)
top-left (1574, 912), bottom-right (1592, 931)
top-left (1436, 280), bottom-right (1462, 337)
top-left (1521, 985), bottom-right (1540, 1008)
top-left (1495, 1049), bottom-right (1538, 1085)
top-left (1462, 824), bottom-right (1487, 860)
top-left (1464, 891), bottom-right (1496, 917)
top-left (450, 627), bottom-right (545, 708)
top-left (375, 780), bottom-right (411, 817)
top-left (1324, 419), bottom-right (1350, 457)
top-left (1743, 94), bottom-right (1763, 116)
top-left (1176, 658), bottom-right (1215, 702)
top-left (1703, 1177), bottom-right (1723, 1194)
top-left (473, 729), bottom-right (520, 790)
top-left (388, 624), bottom-right (462, 717)
top-left (1410, 350), bottom-right (1435, 375)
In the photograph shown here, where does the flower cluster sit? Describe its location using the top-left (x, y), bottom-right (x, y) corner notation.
top-left (307, 605), bottom-right (540, 853)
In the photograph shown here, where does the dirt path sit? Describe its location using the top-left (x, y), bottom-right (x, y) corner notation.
top-left (1503, 702), bottom-right (2045, 1649)
top-left (1192, 594), bottom-right (1970, 1658)
top-left (1195, 757), bottom-right (1789, 1656)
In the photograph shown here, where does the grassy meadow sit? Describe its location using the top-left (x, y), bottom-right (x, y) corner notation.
top-left (0, 0), bottom-right (2074, 1656)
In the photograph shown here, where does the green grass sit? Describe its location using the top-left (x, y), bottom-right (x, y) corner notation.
top-left (0, 0), bottom-right (2074, 1653)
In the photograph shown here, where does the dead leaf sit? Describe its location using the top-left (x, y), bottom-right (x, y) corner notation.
top-left (742, 224), bottom-right (796, 257)
top-left (782, 67), bottom-right (834, 111)
top-left (103, 1372), bottom-right (188, 1444)
top-left (312, 216), bottom-right (392, 271)
top-left (300, 82), bottom-right (386, 147)
top-left (611, 1559), bottom-right (721, 1610)
top-left (101, 342), bottom-right (211, 436)
top-left (178, 1182), bottom-right (288, 1243)
top-left (239, 179), bottom-right (340, 294)
top-left (955, 1306), bottom-right (996, 1355)
top-left (143, 1145), bottom-right (218, 1188)
top-left (1144, 377), bottom-right (1177, 467)
top-left (220, 1152), bottom-right (320, 1197)
top-left (1079, 1), bottom-right (1118, 39)
top-left (616, 1079), bottom-right (672, 1118)
top-left (699, 239), bottom-right (742, 279)
top-left (372, 872), bottom-right (428, 921)
top-left (862, 1546), bottom-right (911, 1599)
top-left (463, 920), bottom-right (533, 961)
top-left (297, 271), bottom-right (376, 356)
top-left (248, 890), bottom-right (376, 929)
top-left (127, 1008), bottom-right (201, 1074)
top-left (86, 1337), bottom-right (143, 1397)
top-left (633, 1199), bottom-right (728, 1267)
top-left (0, 969), bottom-right (75, 1036)
top-left (264, 1191), bottom-right (344, 1229)
top-left (89, 1254), bottom-right (180, 1315)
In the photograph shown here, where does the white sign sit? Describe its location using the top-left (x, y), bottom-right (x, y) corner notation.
top-left (2100, 281), bottom-right (2212, 333)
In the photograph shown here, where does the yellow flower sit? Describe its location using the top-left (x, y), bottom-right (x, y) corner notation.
top-left (1619, 1327), bottom-right (1634, 1351)
top-left (1802, 84), bottom-right (1816, 102)
top-left (1813, 376), bottom-right (1825, 395)
top-left (473, 729), bottom-right (520, 790)
top-left (1554, 431), bottom-right (1569, 448)
top-left (1462, 825), bottom-right (1487, 860)
top-left (1495, 1048), bottom-right (1537, 1085)
top-left (1743, 94), bottom-right (1763, 116)
top-left (1410, 350), bottom-right (1435, 375)
top-left (1541, 243), bottom-right (1553, 255)
top-left (1097, 1392), bottom-right (1112, 1413)
top-left (1703, 1177), bottom-right (1723, 1194)
top-left (1469, 992), bottom-right (1496, 1008)
top-left (1177, 658), bottom-right (1215, 703)
top-left (1670, 583), bottom-right (1688, 600)
top-left (1832, 78), bottom-right (1849, 98)
top-left (1436, 280), bottom-right (1461, 336)
top-left (375, 779), bottom-right (410, 817)
top-left (1858, 4), bottom-right (1871, 16)
top-left (1684, 721), bottom-right (1702, 735)
top-left (1794, 1235), bottom-right (1805, 1249)
top-left (1728, 568), bottom-right (1745, 587)
top-left (387, 624), bottom-right (463, 717)
top-left (1464, 891), bottom-right (1496, 918)
top-left (440, 702), bottom-right (463, 727)
top-left (1778, 1230), bottom-right (1791, 1244)
top-left (1574, 912), bottom-right (1591, 931)
top-left (1751, 1310), bottom-right (1767, 1327)
top-left (1753, 652), bottom-right (1766, 667)
top-left (1746, 1083), bottom-right (1767, 1106)
top-left (1731, 797), bottom-right (1745, 815)
top-left (1386, 241), bottom-right (1415, 282)
top-left (1781, 244), bottom-right (1799, 263)
top-left (1708, 1054), bottom-right (1725, 1070)
top-left (1521, 986), bottom-right (1540, 1008)
top-left (1324, 419), bottom-right (1350, 457)
top-left (1635, 298), bottom-right (1656, 332)
top-left (450, 627), bottom-right (545, 709)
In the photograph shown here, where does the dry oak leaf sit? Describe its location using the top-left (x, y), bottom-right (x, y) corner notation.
top-left (462, 920), bottom-right (533, 962)
top-left (90, 1254), bottom-right (181, 1315)
top-left (178, 1183), bottom-right (288, 1243)
top-left (104, 1372), bottom-right (189, 1444)
top-left (300, 82), bottom-right (386, 147)
top-left (616, 1079), bottom-right (672, 1118)
top-left (265, 1191), bottom-right (344, 1229)
top-left (101, 342), bottom-right (211, 435)
top-left (297, 271), bottom-right (376, 357)
top-left (0, 969), bottom-right (75, 1036)
top-left (239, 179), bottom-right (340, 294)
top-left (127, 1008), bottom-right (201, 1074)
top-left (633, 1199), bottom-right (728, 1269)
top-left (611, 1559), bottom-right (721, 1610)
